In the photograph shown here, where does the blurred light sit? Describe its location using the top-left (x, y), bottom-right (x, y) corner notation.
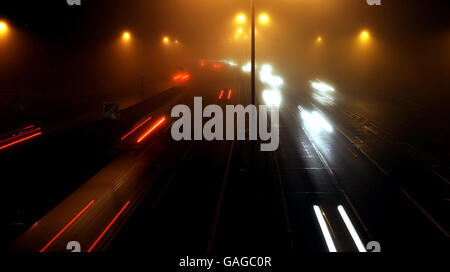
top-left (237, 28), bottom-right (243, 34)
top-left (212, 63), bottom-right (221, 70)
top-left (0, 21), bottom-right (8, 35)
top-left (242, 62), bottom-right (251, 72)
top-left (312, 93), bottom-right (335, 106)
top-left (316, 36), bottom-right (322, 43)
top-left (0, 131), bottom-right (42, 151)
top-left (137, 117), bottom-right (166, 143)
top-left (163, 36), bottom-right (170, 44)
top-left (219, 89), bottom-right (224, 100)
top-left (200, 61), bottom-right (205, 67)
top-left (311, 81), bottom-right (335, 92)
top-left (121, 116), bottom-right (152, 141)
top-left (259, 13), bottom-right (269, 25)
top-left (236, 13), bottom-right (246, 24)
top-left (263, 90), bottom-right (281, 107)
top-left (227, 89), bottom-right (232, 100)
top-left (300, 109), bottom-right (333, 133)
top-left (260, 64), bottom-right (283, 90)
top-left (172, 72), bottom-right (191, 82)
top-left (313, 205), bottom-right (337, 252)
top-left (223, 60), bottom-right (237, 66)
top-left (122, 31), bottom-right (131, 41)
top-left (337, 205), bottom-right (367, 252)
top-left (174, 40), bottom-right (179, 45)
top-left (360, 31), bottom-right (370, 42)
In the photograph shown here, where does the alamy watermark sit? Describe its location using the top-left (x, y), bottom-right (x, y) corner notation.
top-left (171, 97), bottom-right (279, 151)
top-left (366, 0), bottom-right (381, 6)
top-left (67, 0), bottom-right (81, 6)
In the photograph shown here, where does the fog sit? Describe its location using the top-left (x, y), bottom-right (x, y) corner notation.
top-left (0, 0), bottom-right (449, 128)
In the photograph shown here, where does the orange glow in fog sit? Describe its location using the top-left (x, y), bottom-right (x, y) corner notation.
top-left (227, 89), bottom-right (232, 100)
top-left (172, 72), bottom-right (191, 82)
top-left (219, 89), bottom-right (224, 99)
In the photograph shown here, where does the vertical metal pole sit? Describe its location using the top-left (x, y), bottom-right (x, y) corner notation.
top-left (251, 0), bottom-right (256, 106)
top-left (250, 0), bottom-right (256, 168)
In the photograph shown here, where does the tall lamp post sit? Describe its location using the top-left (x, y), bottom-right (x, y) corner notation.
top-left (251, 0), bottom-right (256, 106)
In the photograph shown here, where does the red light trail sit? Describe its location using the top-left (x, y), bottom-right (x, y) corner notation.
top-left (40, 200), bottom-right (95, 252)
top-left (137, 116), bottom-right (166, 143)
top-left (87, 201), bottom-right (130, 252)
top-left (120, 116), bottom-right (152, 141)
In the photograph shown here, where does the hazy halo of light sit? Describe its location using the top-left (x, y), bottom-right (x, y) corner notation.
top-left (263, 90), bottom-right (281, 107)
top-left (0, 21), bottom-right (8, 35)
top-left (311, 81), bottom-right (335, 92)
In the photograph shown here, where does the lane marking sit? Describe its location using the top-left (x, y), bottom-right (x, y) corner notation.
top-left (207, 140), bottom-right (234, 252)
top-left (400, 188), bottom-right (449, 237)
top-left (311, 103), bottom-right (389, 176)
top-left (337, 205), bottom-right (366, 252)
top-left (347, 148), bottom-right (358, 158)
top-left (120, 116), bottom-right (152, 141)
top-left (87, 201), bottom-right (131, 252)
top-left (313, 205), bottom-right (337, 252)
top-left (424, 165), bottom-right (450, 185)
top-left (341, 190), bottom-right (370, 235)
top-left (336, 126), bottom-right (389, 176)
top-left (40, 200), bottom-right (94, 252)
top-left (137, 116), bottom-right (166, 143)
top-left (298, 104), bottom-right (371, 238)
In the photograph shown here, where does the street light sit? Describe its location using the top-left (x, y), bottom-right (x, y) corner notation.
top-left (122, 31), bottom-right (131, 41)
top-left (236, 13), bottom-right (246, 24)
top-left (360, 30), bottom-right (370, 42)
top-left (0, 21), bottom-right (9, 36)
top-left (258, 13), bottom-right (269, 25)
top-left (162, 36), bottom-right (170, 45)
top-left (316, 36), bottom-right (322, 43)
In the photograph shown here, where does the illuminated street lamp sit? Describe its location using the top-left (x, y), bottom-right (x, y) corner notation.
top-left (162, 36), bottom-right (170, 45)
top-left (0, 21), bottom-right (9, 36)
top-left (258, 13), bottom-right (269, 25)
top-left (122, 31), bottom-right (131, 41)
top-left (316, 36), bottom-right (322, 43)
top-left (359, 30), bottom-right (370, 42)
top-left (236, 13), bottom-right (246, 24)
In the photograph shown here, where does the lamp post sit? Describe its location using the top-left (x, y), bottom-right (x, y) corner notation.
top-left (251, 0), bottom-right (256, 106)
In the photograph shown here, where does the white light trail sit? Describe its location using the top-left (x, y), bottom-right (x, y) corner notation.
top-left (262, 90), bottom-right (281, 107)
top-left (337, 205), bottom-right (367, 252)
top-left (242, 62), bottom-right (251, 72)
top-left (260, 64), bottom-right (283, 90)
top-left (311, 81), bottom-right (335, 93)
top-left (313, 205), bottom-right (337, 252)
top-left (300, 109), bottom-right (333, 133)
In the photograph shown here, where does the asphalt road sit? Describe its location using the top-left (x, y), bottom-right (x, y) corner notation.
top-left (6, 67), bottom-right (449, 255)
